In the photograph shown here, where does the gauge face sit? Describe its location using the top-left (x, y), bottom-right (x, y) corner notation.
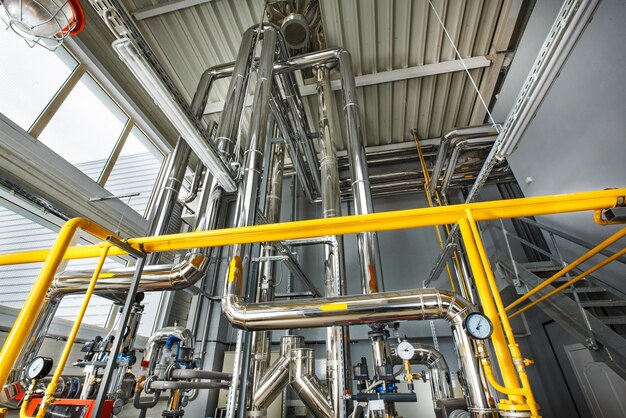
top-left (464, 313), bottom-right (493, 340)
top-left (26, 356), bottom-right (53, 380)
top-left (397, 341), bottom-right (415, 360)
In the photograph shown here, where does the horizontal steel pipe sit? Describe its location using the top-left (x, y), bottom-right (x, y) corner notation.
top-left (148, 381), bottom-right (230, 390)
top-left (0, 189), bottom-right (623, 264)
top-left (352, 393), bottom-right (417, 402)
top-left (170, 369), bottom-right (232, 381)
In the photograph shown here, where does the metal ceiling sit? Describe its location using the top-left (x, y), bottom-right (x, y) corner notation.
top-left (112, 0), bottom-right (523, 150)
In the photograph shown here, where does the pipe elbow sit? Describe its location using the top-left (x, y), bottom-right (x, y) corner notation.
top-left (169, 253), bottom-right (209, 290)
top-left (222, 295), bottom-right (248, 329)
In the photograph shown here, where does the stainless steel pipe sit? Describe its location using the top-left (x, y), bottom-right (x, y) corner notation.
top-left (290, 348), bottom-right (333, 418)
top-left (390, 343), bottom-right (454, 402)
top-left (251, 336), bottom-right (304, 410)
top-left (222, 288), bottom-right (494, 415)
top-left (318, 65), bottom-right (350, 418)
top-left (148, 381), bottom-right (231, 390)
top-left (428, 125), bottom-right (499, 195)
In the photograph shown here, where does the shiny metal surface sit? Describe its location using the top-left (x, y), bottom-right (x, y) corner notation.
top-left (428, 125), bottom-right (499, 195)
top-left (222, 287), bottom-right (494, 415)
top-left (290, 348), bottom-right (333, 418)
top-left (251, 336), bottom-right (304, 410)
top-left (337, 50), bottom-right (384, 295)
top-left (250, 139), bottom-right (286, 412)
top-left (391, 343), bottom-right (454, 402)
top-left (318, 66), bottom-right (349, 418)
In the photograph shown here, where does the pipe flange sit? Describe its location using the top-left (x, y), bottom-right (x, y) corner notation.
top-left (165, 363), bottom-right (180, 381)
top-left (144, 375), bottom-right (158, 394)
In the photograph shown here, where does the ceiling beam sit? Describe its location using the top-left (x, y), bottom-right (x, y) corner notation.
top-left (203, 55), bottom-right (491, 115)
top-left (133, 0), bottom-right (215, 21)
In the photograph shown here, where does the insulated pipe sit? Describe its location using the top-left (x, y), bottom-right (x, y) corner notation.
top-left (318, 65), bottom-right (350, 418)
top-left (222, 288), bottom-right (494, 415)
top-left (269, 83), bottom-right (316, 202)
top-left (275, 36), bottom-right (322, 197)
top-left (428, 125), bottom-right (499, 195)
top-left (390, 343), bottom-right (454, 401)
top-left (169, 369), bottom-right (232, 381)
top-left (250, 140), bottom-right (286, 410)
top-left (144, 326), bottom-right (195, 367)
top-left (148, 381), bottom-right (231, 390)
top-left (337, 50), bottom-right (384, 295)
top-left (439, 137), bottom-right (497, 200)
top-left (290, 349), bottom-right (333, 418)
top-left (251, 336), bottom-right (304, 410)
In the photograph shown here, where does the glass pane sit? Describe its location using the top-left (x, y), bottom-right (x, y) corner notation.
top-left (0, 27), bottom-right (77, 130)
top-left (38, 73), bottom-right (128, 178)
top-left (105, 126), bottom-right (165, 216)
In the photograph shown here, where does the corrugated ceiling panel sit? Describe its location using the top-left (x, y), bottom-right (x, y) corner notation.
top-left (124, 0), bottom-right (507, 149)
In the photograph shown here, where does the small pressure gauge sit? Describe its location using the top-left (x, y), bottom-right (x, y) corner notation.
top-left (26, 356), bottom-right (53, 380)
top-left (464, 312), bottom-right (493, 340)
top-left (397, 341), bottom-right (415, 360)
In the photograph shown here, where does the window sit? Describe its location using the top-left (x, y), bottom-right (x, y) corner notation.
top-left (104, 126), bottom-right (165, 215)
top-left (38, 73), bottom-right (129, 177)
top-left (0, 26), bottom-right (77, 130)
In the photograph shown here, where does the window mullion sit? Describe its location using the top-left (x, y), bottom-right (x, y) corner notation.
top-left (28, 64), bottom-right (87, 138)
top-left (97, 118), bottom-right (134, 186)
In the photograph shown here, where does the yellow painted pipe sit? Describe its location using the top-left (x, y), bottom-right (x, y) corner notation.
top-left (509, 246), bottom-right (626, 318)
top-left (1, 189), bottom-right (623, 266)
top-left (35, 245), bottom-right (110, 418)
top-left (506, 226), bottom-right (626, 312)
top-left (465, 210), bottom-right (540, 417)
top-left (0, 219), bottom-right (118, 388)
top-left (457, 218), bottom-right (522, 399)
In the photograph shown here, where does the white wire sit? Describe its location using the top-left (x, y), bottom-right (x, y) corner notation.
top-left (427, 0), bottom-right (500, 133)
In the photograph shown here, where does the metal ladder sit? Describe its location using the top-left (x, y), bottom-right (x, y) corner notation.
top-left (484, 218), bottom-right (626, 380)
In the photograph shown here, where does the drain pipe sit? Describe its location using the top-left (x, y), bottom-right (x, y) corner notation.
top-left (290, 348), bottom-right (333, 418)
top-left (251, 336), bottom-right (304, 410)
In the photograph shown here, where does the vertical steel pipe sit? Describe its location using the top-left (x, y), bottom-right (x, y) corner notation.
top-left (337, 50), bottom-right (384, 294)
top-left (318, 65), bottom-right (350, 418)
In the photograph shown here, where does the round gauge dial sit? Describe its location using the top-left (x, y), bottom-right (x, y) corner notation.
top-left (464, 312), bottom-right (493, 340)
top-left (26, 356), bottom-right (53, 380)
top-left (396, 341), bottom-right (415, 360)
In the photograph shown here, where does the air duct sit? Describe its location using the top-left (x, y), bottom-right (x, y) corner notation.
top-left (290, 348), bottom-right (333, 418)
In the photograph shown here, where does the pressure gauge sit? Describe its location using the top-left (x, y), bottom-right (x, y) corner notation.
top-left (26, 356), bottom-right (53, 380)
top-left (464, 312), bottom-right (493, 340)
top-left (396, 341), bottom-right (415, 360)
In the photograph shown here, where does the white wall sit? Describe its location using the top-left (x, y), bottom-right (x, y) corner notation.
top-left (491, 0), bottom-right (626, 291)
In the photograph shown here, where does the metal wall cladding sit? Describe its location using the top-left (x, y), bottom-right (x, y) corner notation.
top-left (121, 0), bottom-right (504, 150)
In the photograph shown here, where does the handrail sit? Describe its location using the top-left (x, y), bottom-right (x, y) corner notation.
top-left (0, 188), bottom-right (624, 418)
top-left (1, 188), bottom-right (623, 266)
top-left (506, 226), bottom-right (626, 312)
top-left (516, 216), bottom-right (626, 264)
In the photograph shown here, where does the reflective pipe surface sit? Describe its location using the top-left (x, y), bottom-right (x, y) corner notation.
top-left (428, 125), bottom-right (499, 195)
top-left (337, 50), bottom-right (384, 295)
top-left (269, 83), bottom-right (315, 202)
top-left (390, 343), bottom-right (454, 402)
top-left (250, 140), bottom-right (286, 411)
top-left (251, 336), bottom-right (304, 410)
top-left (439, 137), bottom-right (497, 199)
top-left (222, 288), bottom-right (494, 415)
top-left (290, 348), bottom-right (333, 418)
top-left (318, 65), bottom-right (349, 418)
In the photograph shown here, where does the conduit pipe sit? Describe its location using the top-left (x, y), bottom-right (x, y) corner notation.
top-left (251, 336), bottom-right (304, 410)
top-left (290, 348), bottom-right (333, 418)
top-left (222, 287), bottom-right (494, 415)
